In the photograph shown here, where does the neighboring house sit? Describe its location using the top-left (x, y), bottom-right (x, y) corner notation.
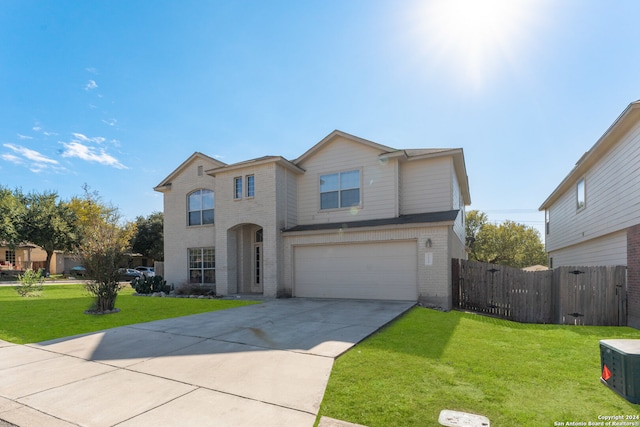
top-left (155, 130), bottom-right (471, 309)
top-left (0, 243), bottom-right (64, 273)
top-left (539, 100), bottom-right (640, 328)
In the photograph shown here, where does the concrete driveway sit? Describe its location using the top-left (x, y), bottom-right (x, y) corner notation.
top-left (0, 298), bottom-right (413, 426)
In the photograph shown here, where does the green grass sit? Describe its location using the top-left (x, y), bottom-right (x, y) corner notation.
top-left (318, 307), bottom-right (640, 427)
top-left (0, 284), bottom-right (258, 344)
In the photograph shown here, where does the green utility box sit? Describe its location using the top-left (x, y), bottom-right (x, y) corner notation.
top-left (600, 339), bottom-right (640, 404)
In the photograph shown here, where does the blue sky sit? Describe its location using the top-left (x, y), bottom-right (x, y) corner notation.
top-left (1, 0), bottom-right (640, 239)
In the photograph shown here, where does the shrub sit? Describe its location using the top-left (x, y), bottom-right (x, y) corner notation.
top-left (175, 283), bottom-right (215, 296)
top-left (15, 268), bottom-right (44, 297)
top-left (132, 275), bottom-right (168, 294)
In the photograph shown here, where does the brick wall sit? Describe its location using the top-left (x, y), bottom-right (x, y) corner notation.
top-left (627, 225), bottom-right (640, 328)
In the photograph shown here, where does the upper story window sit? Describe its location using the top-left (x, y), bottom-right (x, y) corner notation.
top-left (246, 175), bottom-right (255, 198)
top-left (545, 210), bottom-right (550, 235)
top-left (320, 170), bottom-right (361, 210)
top-left (234, 177), bottom-right (243, 199)
top-left (576, 177), bottom-right (586, 211)
top-left (188, 189), bottom-right (214, 226)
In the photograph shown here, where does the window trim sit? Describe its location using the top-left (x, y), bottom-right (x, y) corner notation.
top-left (246, 175), bottom-right (255, 198)
top-left (576, 177), bottom-right (586, 211)
top-left (319, 169), bottom-right (362, 211)
top-left (187, 189), bottom-right (214, 226)
top-left (234, 177), bottom-right (243, 200)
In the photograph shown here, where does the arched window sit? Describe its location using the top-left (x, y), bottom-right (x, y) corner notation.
top-left (188, 189), bottom-right (214, 226)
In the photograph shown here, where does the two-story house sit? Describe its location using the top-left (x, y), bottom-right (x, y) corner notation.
top-left (155, 130), bottom-right (471, 310)
top-left (539, 100), bottom-right (640, 328)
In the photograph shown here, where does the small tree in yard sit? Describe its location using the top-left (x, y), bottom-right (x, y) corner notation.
top-left (15, 268), bottom-right (44, 297)
top-left (74, 189), bottom-right (136, 313)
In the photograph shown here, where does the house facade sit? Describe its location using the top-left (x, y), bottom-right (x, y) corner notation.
top-left (155, 130), bottom-right (471, 309)
top-left (539, 101), bottom-right (640, 327)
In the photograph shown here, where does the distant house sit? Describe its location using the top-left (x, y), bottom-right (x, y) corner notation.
top-left (155, 130), bottom-right (471, 309)
top-left (0, 243), bottom-right (64, 274)
top-left (539, 100), bottom-right (640, 327)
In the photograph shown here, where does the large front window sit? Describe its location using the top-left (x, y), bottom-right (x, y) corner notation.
top-left (189, 248), bottom-right (215, 284)
top-left (320, 170), bottom-right (361, 210)
top-left (188, 189), bottom-right (214, 226)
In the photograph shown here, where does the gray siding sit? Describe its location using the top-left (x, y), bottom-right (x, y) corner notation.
top-left (547, 121), bottom-right (640, 256)
top-left (549, 230), bottom-right (627, 266)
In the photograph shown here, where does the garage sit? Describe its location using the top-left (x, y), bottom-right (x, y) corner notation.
top-left (293, 240), bottom-right (417, 300)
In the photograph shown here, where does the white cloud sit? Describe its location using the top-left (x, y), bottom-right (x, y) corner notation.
top-left (1, 153), bottom-right (22, 164)
top-left (60, 141), bottom-right (127, 169)
top-left (1, 143), bottom-right (64, 174)
top-left (85, 80), bottom-right (98, 90)
top-left (17, 134), bottom-right (33, 140)
top-left (102, 118), bottom-right (117, 127)
top-left (32, 126), bottom-right (41, 132)
top-left (3, 143), bottom-right (58, 164)
top-left (85, 67), bottom-right (98, 74)
top-left (71, 133), bottom-right (106, 144)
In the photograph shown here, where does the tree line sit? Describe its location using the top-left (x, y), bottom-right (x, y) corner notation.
top-left (465, 210), bottom-right (547, 269)
top-left (0, 186), bottom-right (163, 273)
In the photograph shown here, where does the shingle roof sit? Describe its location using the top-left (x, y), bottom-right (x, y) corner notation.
top-left (282, 210), bottom-right (460, 233)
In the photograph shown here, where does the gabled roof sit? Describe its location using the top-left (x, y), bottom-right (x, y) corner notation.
top-left (294, 130), bottom-right (396, 165)
top-left (206, 155), bottom-right (304, 176)
top-left (539, 100), bottom-right (640, 210)
top-left (292, 130), bottom-right (471, 206)
top-left (154, 152), bottom-right (226, 192)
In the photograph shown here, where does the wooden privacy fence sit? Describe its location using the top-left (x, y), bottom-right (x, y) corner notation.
top-left (452, 259), bottom-right (627, 326)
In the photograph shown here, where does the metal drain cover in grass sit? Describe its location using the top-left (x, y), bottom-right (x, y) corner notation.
top-left (438, 410), bottom-right (490, 427)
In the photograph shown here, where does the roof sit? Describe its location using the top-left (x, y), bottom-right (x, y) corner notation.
top-left (539, 100), bottom-right (640, 210)
top-left (154, 152), bottom-right (226, 192)
top-left (282, 210), bottom-right (460, 233)
top-left (153, 130), bottom-right (472, 205)
top-left (294, 130), bottom-right (396, 164)
top-left (522, 265), bottom-right (550, 272)
top-left (206, 155), bottom-right (305, 176)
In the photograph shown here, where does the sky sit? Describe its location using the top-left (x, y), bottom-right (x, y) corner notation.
top-left (2, 0), bottom-right (640, 239)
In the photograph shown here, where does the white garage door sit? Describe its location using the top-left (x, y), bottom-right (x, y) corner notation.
top-left (294, 241), bottom-right (417, 301)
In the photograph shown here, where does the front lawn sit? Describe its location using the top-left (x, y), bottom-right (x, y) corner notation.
top-left (318, 307), bottom-right (640, 427)
top-left (0, 284), bottom-right (258, 344)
